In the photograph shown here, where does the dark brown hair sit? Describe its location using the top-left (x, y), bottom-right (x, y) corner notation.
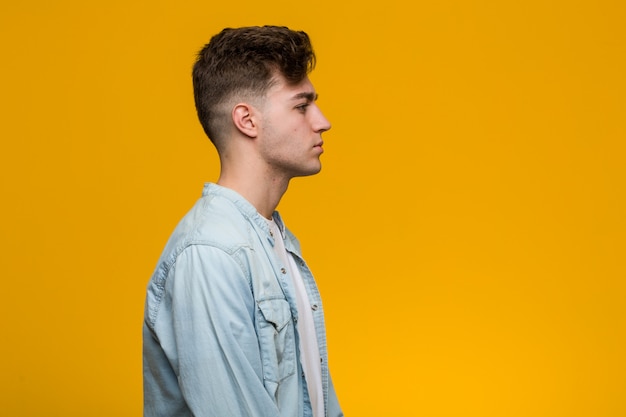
top-left (192, 26), bottom-right (316, 144)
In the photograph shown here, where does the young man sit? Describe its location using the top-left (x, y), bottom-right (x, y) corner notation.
top-left (143, 26), bottom-right (343, 417)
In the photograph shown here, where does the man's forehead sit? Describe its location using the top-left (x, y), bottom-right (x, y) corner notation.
top-left (268, 76), bottom-right (317, 98)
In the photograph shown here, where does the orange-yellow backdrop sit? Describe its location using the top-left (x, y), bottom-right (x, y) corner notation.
top-left (1, 1), bottom-right (625, 416)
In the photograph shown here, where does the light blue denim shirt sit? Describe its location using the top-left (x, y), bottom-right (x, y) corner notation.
top-left (143, 183), bottom-right (343, 417)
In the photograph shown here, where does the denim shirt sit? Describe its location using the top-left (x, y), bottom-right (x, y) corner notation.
top-left (143, 183), bottom-right (343, 417)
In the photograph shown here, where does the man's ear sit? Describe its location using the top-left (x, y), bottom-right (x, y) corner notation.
top-left (232, 103), bottom-right (258, 138)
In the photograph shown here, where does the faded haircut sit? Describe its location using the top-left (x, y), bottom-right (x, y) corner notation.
top-left (192, 26), bottom-right (316, 145)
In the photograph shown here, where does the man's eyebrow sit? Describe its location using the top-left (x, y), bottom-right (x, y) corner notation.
top-left (291, 91), bottom-right (318, 101)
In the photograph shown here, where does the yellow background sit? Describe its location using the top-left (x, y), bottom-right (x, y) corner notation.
top-left (1, 1), bottom-right (625, 415)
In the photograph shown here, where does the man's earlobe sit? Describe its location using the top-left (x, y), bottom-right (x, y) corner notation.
top-left (232, 103), bottom-right (258, 138)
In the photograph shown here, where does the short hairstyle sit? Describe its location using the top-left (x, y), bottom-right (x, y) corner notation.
top-left (192, 26), bottom-right (316, 145)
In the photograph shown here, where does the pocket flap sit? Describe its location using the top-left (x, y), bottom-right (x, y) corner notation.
top-left (257, 298), bottom-right (292, 332)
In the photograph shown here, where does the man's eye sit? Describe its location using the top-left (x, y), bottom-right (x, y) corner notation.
top-left (296, 104), bottom-right (309, 113)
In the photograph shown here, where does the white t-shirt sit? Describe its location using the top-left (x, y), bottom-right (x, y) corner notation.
top-left (267, 219), bottom-right (324, 417)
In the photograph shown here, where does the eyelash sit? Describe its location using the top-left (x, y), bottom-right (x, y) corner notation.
top-left (296, 103), bottom-right (309, 113)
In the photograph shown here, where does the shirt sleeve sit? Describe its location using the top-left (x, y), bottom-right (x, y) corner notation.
top-left (164, 244), bottom-right (281, 417)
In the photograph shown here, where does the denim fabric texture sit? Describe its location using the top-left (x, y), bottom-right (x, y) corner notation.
top-left (143, 183), bottom-right (342, 417)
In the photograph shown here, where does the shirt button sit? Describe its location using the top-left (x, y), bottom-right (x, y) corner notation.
top-left (311, 304), bottom-right (318, 311)
top-left (280, 268), bottom-right (286, 274)
top-left (269, 231), bottom-right (274, 237)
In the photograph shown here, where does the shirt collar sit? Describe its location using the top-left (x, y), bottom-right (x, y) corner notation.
top-left (202, 182), bottom-right (286, 240)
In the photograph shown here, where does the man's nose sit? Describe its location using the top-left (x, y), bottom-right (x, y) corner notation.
top-left (314, 106), bottom-right (331, 133)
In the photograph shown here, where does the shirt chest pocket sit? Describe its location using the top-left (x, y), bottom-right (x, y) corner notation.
top-left (256, 298), bottom-right (297, 384)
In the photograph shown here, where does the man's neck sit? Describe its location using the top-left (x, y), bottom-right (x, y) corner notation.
top-left (217, 173), bottom-right (289, 219)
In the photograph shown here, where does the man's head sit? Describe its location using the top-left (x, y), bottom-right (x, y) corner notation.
top-left (192, 26), bottom-right (316, 147)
